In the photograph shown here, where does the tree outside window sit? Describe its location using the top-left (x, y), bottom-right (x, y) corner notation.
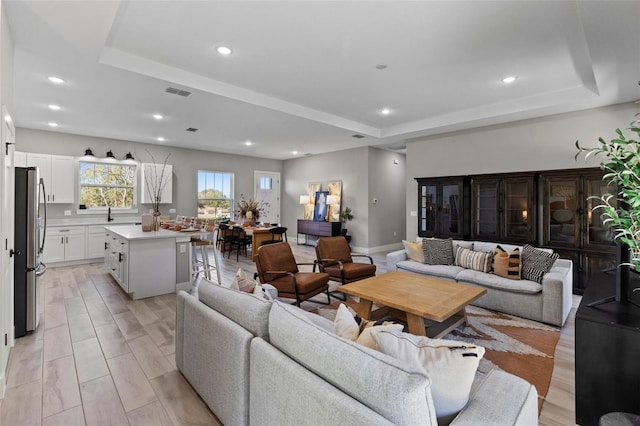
top-left (79, 161), bottom-right (137, 208)
top-left (198, 171), bottom-right (233, 219)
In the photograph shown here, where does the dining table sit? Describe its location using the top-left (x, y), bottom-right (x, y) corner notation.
top-left (241, 226), bottom-right (283, 260)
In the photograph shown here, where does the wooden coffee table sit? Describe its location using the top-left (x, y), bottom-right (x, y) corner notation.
top-left (339, 271), bottom-right (486, 338)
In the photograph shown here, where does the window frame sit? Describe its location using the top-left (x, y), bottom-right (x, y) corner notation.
top-left (77, 157), bottom-right (139, 213)
top-left (197, 170), bottom-right (235, 220)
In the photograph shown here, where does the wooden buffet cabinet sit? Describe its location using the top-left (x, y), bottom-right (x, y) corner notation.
top-left (297, 220), bottom-right (341, 245)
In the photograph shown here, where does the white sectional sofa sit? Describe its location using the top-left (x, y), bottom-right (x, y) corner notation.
top-left (176, 280), bottom-right (539, 426)
top-left (386, 240), bottom-right (573, 327)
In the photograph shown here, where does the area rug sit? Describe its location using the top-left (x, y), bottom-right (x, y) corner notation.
top-left (311, 301), bottom-right (560, 411)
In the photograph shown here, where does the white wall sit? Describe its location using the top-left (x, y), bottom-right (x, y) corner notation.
top-left (405, 102), bottom-right (639, 238)
top-left (15, 128), bottom-right (282, 220)
top-left (282, 146), bottom-right (406, 253)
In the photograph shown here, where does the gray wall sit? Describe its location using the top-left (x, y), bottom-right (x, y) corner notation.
top-left (1, 4), bottom-right (13, 115)
top-left (282, 146), bottom-right (406, 253)
top-left (15, 128), bottom-right (282, 220)
top-left (404, 102), bottom-right (638, 238)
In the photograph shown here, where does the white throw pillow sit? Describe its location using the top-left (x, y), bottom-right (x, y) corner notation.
top-left (253, 282), bottom-right (277, 301)
top-left (334, 303), bottom-right (360, 341)
top-left (227, 268), bottom-right (255, 292)
top-left (356, 324), bottom-right (404, 350)
top-left (372, 328), bottom-right (485, 420)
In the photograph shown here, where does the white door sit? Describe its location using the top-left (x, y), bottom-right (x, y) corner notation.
top-left (254, 171), bottom-right (280, 225)
top-left (0, 106), bottom-right (15, 397)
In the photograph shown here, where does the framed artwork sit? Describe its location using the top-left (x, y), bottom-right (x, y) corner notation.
top-left (327, 180), bottom-right (342, 222)
top-left (313, 191), bottom-right (329, 221)
top-left (305, 182), bottom-right (321, 220)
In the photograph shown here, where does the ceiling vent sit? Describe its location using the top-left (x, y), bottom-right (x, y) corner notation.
top-left (165, 87), bottom-right (192, 97)
top-left (186, 127), bottom-right (199, 132)
top-left (304, 153), bottom-right (313, 156)
top-left (352, 134), bottom-right (365, 139)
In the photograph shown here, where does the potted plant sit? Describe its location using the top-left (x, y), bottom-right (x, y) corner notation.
top-left (576, 122), bottom-right (640, 271)
top-left (339, 206), bottom-right (354, 236)
top-left (576, 116), bottom-right (640, 305)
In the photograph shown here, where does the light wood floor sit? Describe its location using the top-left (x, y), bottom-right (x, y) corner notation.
top-left (0, 243), bottom-right (578, 425)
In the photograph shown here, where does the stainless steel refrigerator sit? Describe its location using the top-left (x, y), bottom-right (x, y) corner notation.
top-left (14, 166), bottom-right (47, 337)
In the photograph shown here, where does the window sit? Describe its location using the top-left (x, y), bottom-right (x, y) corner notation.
top-left (198, 171), bottom-right (234, 219)
top-left (259, 176), bottom-right (272, 190)
top-left (79, 160), bottom-right (137, 209)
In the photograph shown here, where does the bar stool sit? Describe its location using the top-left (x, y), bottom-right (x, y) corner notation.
top-left (191, 220), bottom-right (221, 284)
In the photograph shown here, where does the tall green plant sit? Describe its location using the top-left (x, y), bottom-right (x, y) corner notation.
top-left (576, 121), bottom-right (640, 270)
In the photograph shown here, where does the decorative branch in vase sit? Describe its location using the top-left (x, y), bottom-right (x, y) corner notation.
top-left (142, 150), bottom-right (171, 230)
top-left (235, 194), bottom-right (269, 225)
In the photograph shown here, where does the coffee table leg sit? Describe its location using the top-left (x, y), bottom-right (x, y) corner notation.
top-left (357, 299), bottom-right (373, 320)
top-left (406, 313), bottom-right (426, 336)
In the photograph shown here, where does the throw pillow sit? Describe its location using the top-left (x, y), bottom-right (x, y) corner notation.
top-left (372, 328), bottom-right (485, 420)
top-left (493, 245), bottom-right (521, 280)
top-left (403, 240), bottom-right (425, 263)
top-left (521, 244), bottom-right (559, 283)
top-left (333, 303), bottom-right (403, 349)
top-left (454, 246), bottom-right (494, 273)
top-left (423, 238), bottom-right (454, 265)
top-left (228, 268), bottom-right (256, 293)
top-left (253, 282), bottom-right (276, 301)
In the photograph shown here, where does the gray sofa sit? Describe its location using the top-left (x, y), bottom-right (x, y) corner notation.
top-left (176, 281), bottom-right (539, 426)
top-left (386, 240), bottom-right (573, 327)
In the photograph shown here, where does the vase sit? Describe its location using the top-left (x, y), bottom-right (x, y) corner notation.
top-left (153, 209), bottom-right (160, 231)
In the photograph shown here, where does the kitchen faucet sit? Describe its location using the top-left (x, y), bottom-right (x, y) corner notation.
top-left (107, 206), bottom-right (114, 222)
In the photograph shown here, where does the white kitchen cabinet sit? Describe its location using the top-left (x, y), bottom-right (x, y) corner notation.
top-left (140, 163), bottom-right (172, 204)
top-left (25, 153), bottom-right (74, 203)
top-left (104, 230), bottom-right (129, 292)
top-left (86, 225), bottom-right (106, 259)
top-left (43, 226), bottom-right (86, 263)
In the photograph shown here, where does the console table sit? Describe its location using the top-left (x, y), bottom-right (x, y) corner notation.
top-left (575, 271), bottom-right (640, 425)
top-left (297, 220), bottom-right (341, 245)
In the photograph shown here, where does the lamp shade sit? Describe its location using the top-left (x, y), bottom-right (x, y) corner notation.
top-left (299, 195), bottom-right (311, 205)
top-left (327, 195), bottom-right (339, 205)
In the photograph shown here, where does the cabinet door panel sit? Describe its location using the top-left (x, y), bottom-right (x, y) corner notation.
top-left (473, 180), bottom-right (499, 240)
top-left (440, 183), bottom-right (462, 236)
top-left (544, 177), bottom-right (579, 247)
top-left (43, 235), bottom-right (65, 263)
top-left (26, 153), bottom-right (52, 203)
top-left (419, 183), bottom-right (437, 236)
top-left (503, 179), bottom-right (533, 242)
top-left (50, 155), bottom-right (74, 203)
top-left (64, 234), bottom-right (85, 261)
top-left (584, 176), bottom-right (616, 249)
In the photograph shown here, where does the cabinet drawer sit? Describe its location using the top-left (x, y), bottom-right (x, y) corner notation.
top-left (48, 226), bottom-right (85, 236)
top-left (87, 225), bottom-right (107, 234)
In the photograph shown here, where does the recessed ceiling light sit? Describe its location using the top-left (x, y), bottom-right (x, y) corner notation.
top-left (157, 137), bottom-right (165, 142)
top-left (216, 46), bottom-right (233, 55)
top-left (47, 76), bottom-right (64, 84)
top-left (501, 76), bottom-right (517, 84)
top-left (381, 108), bottom-right (391, 115)
top-left (153, 114), bottom-right (163, 120)
top-left (48, 122), bottom-right (59, 127)
top-left (47, 104), bottom-right (61, 110)
top-left (292, 151), bottom-right (299, 155)
top-left (244, 141), bottom-right (253, 146)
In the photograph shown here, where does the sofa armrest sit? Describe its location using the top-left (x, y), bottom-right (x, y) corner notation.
top-left (450, 370), bottom-right (538, 426)
top-left (541, 258), bottom-right (573, 327)
top-left (386, 249), bottom-right (408, 271)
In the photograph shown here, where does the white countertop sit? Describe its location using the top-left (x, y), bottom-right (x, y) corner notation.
top-left (48, 216), bottom-right (141, 227)
top-left (105, 224), bottom-right (194, 241)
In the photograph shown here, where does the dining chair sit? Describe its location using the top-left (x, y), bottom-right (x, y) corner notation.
top-left (228, 226), bottom-right (250, 261)
top-left (260, 226), bottom-right (288, 246)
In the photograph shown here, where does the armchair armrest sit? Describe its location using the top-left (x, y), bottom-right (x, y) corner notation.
top-left (386, 249), bottom-right (408, 271)
top-left (541, 258), bottom-right (573, 327)
top-left (352, 254), bottom-right (374, 264)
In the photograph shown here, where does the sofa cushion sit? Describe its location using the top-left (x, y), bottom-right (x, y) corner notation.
top-left (403, 240), bottom-right (425, 263)
top-left (396, 261), bottom-right (463, 280)
top-left (423, 238), bottom-right (454, 265)
top-left (493, 245), bottom-right (521, 280)
top-left (521, 244), bottom-right (559, 284)
top-left (372, 328), bottom-right (484, 422)
top-left (198, 280), bottom-right (272, 338)
top-left (456, 269), bottom-right (542, 294)
top-left (268, 301), bottom-right (438, 425)
top-left (455, 247), bottom-right (494, 273)
top-left (452, 240), bottom-right (473, 256)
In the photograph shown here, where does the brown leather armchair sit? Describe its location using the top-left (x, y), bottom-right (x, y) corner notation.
top-left (256, 242), bottom-right (331, 307)
top-left (315, 236), bottom-right (376, 300)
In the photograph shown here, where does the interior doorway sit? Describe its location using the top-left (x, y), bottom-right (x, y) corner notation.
top-left (254, 171), bottom-right (280, 225)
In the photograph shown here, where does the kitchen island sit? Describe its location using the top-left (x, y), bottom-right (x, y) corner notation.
top-left (104, 225), bottom-right (192, 300)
